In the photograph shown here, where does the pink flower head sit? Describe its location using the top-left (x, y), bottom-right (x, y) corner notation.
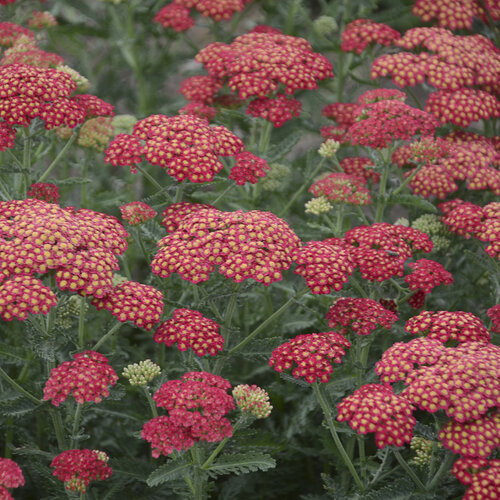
top-left (71, 94), bottom-right (114, 119)
top-left (179, 75), bottom-right (223, 104)
top-left (309, 172), bottom-right (372, 205)
top-left (246, 94), bottom-right (302, 127)
top-left (160, 201), bottom-right (215, 233)
top-left (292, 241), bottom-right (354, 294)
top-left (43, 351), bottom-right (118, 406)
top-left (404, 258), bottom-right (453, 294)
top-left (320, 124), bottom-right (351, 144)
top-left (405, 310), bottom-right (491, 344)
top-left (343, 223), bottom-right (433, 282)
top-left (339, 157), bottom-right (380, 183)
top-left (357, 88), bottom-right (406, 106)
top-left (27, 182), bottom-right (60, 203)
top-left (178, 101), bottom-right (217, 120)
top-left (0, 23), bottom-right (34, 47)
top-left (269, 331), bottom-right (351, 383)
top-left (119, 201), bottom-right (157, 225)
top-left (0, 275), bottom-right (57, 321)
top-left (154, 4), bottom-right (194, 32)
top-left (142, 371), bottom-right (234, 457)
top-left (341, 19), bottom-right (400, 54)
top-left (154, 308), bottom-right (224, 356)
top-left (440, 201), bottom-right (483, 239)
top-left (50, 449), bottom-right (112, 493)
top-left (392, 137), bottom-right (453, 167)
top-left (457, 459), bottom-right (500, 500)
top-left (487, 304), bottom-right (500, 334)
top-left (0, 122), bottom-right (16, 151)
top-left (322, 102), bottom-right (359, 125)
top-left (337, 384), bottom-right (416, 448)
top-left (0, 45), bottom-right (63, 69)
top-left (439, 410), bottom-right (500, 457)
top-left (452, 457), bottom-right (491, 485)
top-left (91, 281), bottom-right (164, 330)
top-left (152, 208), bottom-right (301, 285)
top-left (326, 297), bottom-right (398, 336)
top-left (0, 458), bottom-right (24, 493)
top-left (229, 151), bottom-right (270, 185)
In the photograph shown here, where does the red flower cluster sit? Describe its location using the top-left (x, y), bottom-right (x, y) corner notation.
top-left (339, 157), bottom-right (380, 183)
top-left (269, 331), bottom-right (350, 383)
top-left (326, 297), bottom-right (398, 336)
top-left (341, 19), bottom-right (400, 54)
top-left (105, 114), bottom-right (255, 183)
top-left (0, 22), bottom-right (34, 47)
top-left (153, 4), bottom-right (194, 32)
top-left (0, 458), bottom-right (24, 499)
top-left (50, 449), bottom-right (112, 493)
top-left (292, 241), bottom-right (354, 294)
top-left (1, 44), bottom-right (64, 68)
top-left (151, 207), bottom-right (301, 285)
top-left (160, 201), bottom-right (214, 233)
top-left (348, 99), bottom-right (438, 149)
top-left (179, 101), bottom-right (216, 120)
top-left (452, 458), bottom-right (500, 500)
top-left (404, 258), bottom-right (453, 295)
top-left (439, 410), bottom-right (500, 457)
top-left (343, 223), bottom-right (433, 282)
top-left (27, 11), bottom-right (58, 29)
top-left (412, 0), bottom-right (500, 30)
top-left (405, 310), bottom-right (491, 344)
top-left (43, 351), bottom-right (118, 406)
top-left (487, 304), bottom-right (500, 334)
top-left (154, 308), bottom-right (224, 356)
top-left (392, 137), bottom-right (453, 167)
top-left (309, 172), bottom-right (371, 205)
top-left (142, 371), bottom-right (234, 457)
top-left (0, 275), bottom-right (57, 321)
top-left (246, 94), bottom-right (302, 127)
top-left (0, 122), bottom-right (16, 151)
top-left (321, 102), bottom-right (358, 125)
top-left (440, 200), bottom-right (500, 259)
top-left (27, 182), bottom-right (60, 203)
top-left (337, 384), bottom-right (416, 448)
top-left (229, 151), bottom-right (270, 185)
top-left (119, 201), bottom-right (157, 225)
top-left (179, 75), bottom-right (223, 104)
top-left (92, 281), bottom-right (163, 330)
top-left (357, 88), bottom-right (406, 106)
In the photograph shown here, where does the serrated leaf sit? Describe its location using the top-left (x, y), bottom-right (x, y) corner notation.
top-left (279, 372), bottom-right (311, 388)
top-left (264, 131), bottom-right (303, 162)
top-left (387, 194), bottom-right (437, 213)
top-left (54, 177), bottom-right (92, 186)
top-left (206, 452), bottom-right (276, 478)
top-left (0, 398), bottom-right (42, 418)
top-left (147, 461), bottom-right (191, 487)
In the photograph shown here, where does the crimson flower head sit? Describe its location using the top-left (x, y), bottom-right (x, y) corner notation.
top-left (269, 331), bottom-right (351, 383)
top-left (487, 304), bottom-right (500, 334)
top-left (91, 281), bottom-right (164, 331)
top-left (405, 310), bottom-right (491, 344)
top-left (339, 157), bottom-right (380, 183)
top-left (326, 297), bottom-right (398, 336)
top-left (229, 151), bottom-right (270, 185)
top-left (179, 75), bottom-right (223, 104)
top-left (27, 182), bottom-right (60, 203)
top-left (452, 458), bottom-right (500, 500)
top-left (154, 308), bottom-right (224, 356)
top-left (119, 201), bottom-right (157, 225)
top-left (160, 201), bottom-right (215, 233)
top-left (0, 458), bottom-right (24, 499)
top-left (246, 94), bottom-right (302, 127)
top-left (341, 19), bottom-right (400, 54)
top-left (151, 207), bottom-right (301, 285)
top-left (154, 4), bottom-right (194, 32)
top-left (142, 371), bottom-right (234, 457)
top-left (309, 172), bottom-right (372, 205)
top-left (322, 102), bottom-right (359, 125)
top-left (50, 449), bottom-right (112, 493)
top-left (337, 384), bottom-right (416, 448)
top-left (0, 122), bottom-right (16, 151)
top-left (357, 88), bottom-right (406, 106)
top-left (0, 22), bottom-right (34, 48)
top-left (178, 101), bottom-right (216, 120)
top-left (43, 350), bottom-right (118, 406)
top-left (404, 258), bottom-right (453, 295)
top-left (292, 240), bottom-right (354, 294)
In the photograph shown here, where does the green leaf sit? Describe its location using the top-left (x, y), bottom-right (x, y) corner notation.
top-left (147, 461), bottom-right (191, 487)
top-left (387, 194), bottom-right (437, 213)
top-left (54, 177), bottom-right (92, 186)
top-left (0, 398), bottom-right (42, 418)
top-left (264, 130), bottom-right (303, 162)
top-left (206, 452), bottom-right (276, 478)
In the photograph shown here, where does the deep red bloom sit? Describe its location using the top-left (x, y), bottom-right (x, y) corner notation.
top-left (309, 172), bottom-right (371, 205)
top-left (487, 304), bottom-right (500, 334)
top-left (0, 23), bottom-right (34, 47)
top-left (269, 331), bottom-right (350, 383)
top-left (404, 258), bottom-right (453, 294)
top-left (321, 102), bottom-right (358, 125)
top-left (43, 351), bottom-right (118, 406)
top-left (179, 75), bottom-right (223, 104)
top-left (229, 151), bottom-right (270, 185)
top-left (246, 94), bottom-right (302, 127)
top-left (357, 88), bottom-right (406, 106)
top-left (27, 182), bottom-right (60, 203)
top-left (71, 94), bottom-right (114, 118)
top-left (154, 308), bottom-right (224, 356)
top-left (160, 201), bottom-right (215, 233)
top-left (50, 449), bottom-right (112, 493)
top-left (452, 457), bottom-right (491, 485)
top-left (339, 157), bottom-right (380, 183)
top-left (0, 122), bottom-right (16, 151)
top-left (178, 101), bottom-right (217, 120)
top-left (0, 458), bottom-right (24, 490)
top-left (341, 19), bottom-right (400, 54)
top-left (337, 384), bottom-right (416, 448)
top-left (154, 4), bottom-right (194, 32)
top-left (119, 201), bottom-right (157, 225)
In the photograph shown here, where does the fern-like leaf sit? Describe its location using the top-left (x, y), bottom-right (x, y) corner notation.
top-left (206, 452), bottom-right (276, 478)
top-left (147, 461), bottom-right (191, 487)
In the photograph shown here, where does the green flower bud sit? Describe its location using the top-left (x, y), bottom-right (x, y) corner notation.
top-left (318, 139), bottom-right (340, 158)
top-left (233, 384), bottom-right (272, 419)
top-left (261, 163), bottom-right (290, 191)
top-left (313, 16), bottom-right (338, 36)
top-left (112, 114), bottom-right (138, 136)
top-left (305, 196), bottom-right (333, 215)
top-left (122, 359), bottom-right (161, 386)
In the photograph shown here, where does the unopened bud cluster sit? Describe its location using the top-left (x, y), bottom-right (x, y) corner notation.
top-left (122, 360), bottom-right (161, 386)
top-left (56, 65), bottom-right (90, 92)
top-left (318, 139), bottom-right (340, 158)
top-left (261, 163), bottom-right (290, 191)
top-left (305, 196), bottom-right (332, 215)
top-left (313, 16), bottom-right (338, 36)
top-left (55, 296), bottom-right (88, 329)
top-left (412, 214), bottom-right (450, 253)
top-left (232, 384), bottom-right (272, 419)
top-left (410, 437), bottom-right (435, 467)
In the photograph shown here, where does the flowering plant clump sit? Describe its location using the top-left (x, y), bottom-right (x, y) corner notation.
top-left (43, 351), bottom-right (118, 406)
top-left (340, 19), bottom-right (400, 54)
top-left (119, 201), bottom-right (157, 225)
top-left (309, 172), bottom-right (372, 205)
top-left (50, 449), bottom-right (112, 493)
top-left (0, 458), bottom-right (24, 499)
top-left (122, 359), bottom-right (162, 386)
top-left (26, 182), bottom-right (60, 203)
top-left (154, 308), bottom-right (224, 356)
top-left (403, 258), bottom-right (453, 295)
top-left (232, 384), bottom-right (272, 419)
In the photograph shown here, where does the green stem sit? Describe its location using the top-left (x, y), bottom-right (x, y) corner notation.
top-left (405, 87), bottom-right (424, 109)
top-left (135, 227), bottom-right (150, 264)
top-left (136, 164), bottom-right (172, 199)
top-left (391, 163), bottom-right (424, 197)
top-left (92, 322), bottom-right (123, 351)
top-left (257, 120), bottom-right (273, 154)
top-left (190, 445), bottom-right (204, 500)
top-left (0, 175), bottom-right (11, 200)
top-left (212, 183), bottom-right (235, 206)
top-left (142, 387), bottom-right (158, 418)
top-left (374, 166), bottom-right (389, 222)
top-left (21, 128), bottom-right (32, 197)
top-left (0, 367), bottom-right (42, 405)
top-left (356, 206), bottom-right (370, 225)
top-left (50, 409), bottom-right (67, 450)
top-left (201, 419), bottom-right (243, 470)
top-left (70, 403), bottom-right (83, 449)
top-left (312, 382), bottom-right (365, 492)
top-left (335, 204), bottom-right (344, 236)
top-left (369, 447), bottom-right (390, 486)
top-left (37, 131), bottom-right (78, 182)
top-left (427, 451), bottom-right (455, 490)
top-left (78, 297), bottom-right (86, 349)
top-left (393, 450), bottom-right (426, 491)
top-left (349, 276), bottom-right (368, 298)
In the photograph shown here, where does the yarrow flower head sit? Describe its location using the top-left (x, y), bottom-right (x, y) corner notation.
top-left (337, 384), bottom-right (416, 448)
top-left (326, 297), bottom-right (398, 336)
top-left (357, 88), bottom-right (406, 106)
top-left (404, 258), bottom-right (453, 295)
top-left (27, 182), bottom-right (60, 203)
top-left (451, 457), bottom-right (500, 500)
top-left (304, 196), bottom-right (332, 215)
top-left (341, 19), bottom-right (400, 54)
top-left (405, 310), bottom-right (491, 344)
top-left (0, 122), bottom-right (16, 151)
top-left (411, 214), bottom-right (450, 253)
top-left (91, 281), bottom-right (164, 330)
top-left (339, 157), bottom-right (380, 183)
top-left (317, 139), bottom-right (340, 158)
top-left (119, 201), bottom-right (157, 225)
top-left (321, 102), bottom-right (359, 125)
top-left (179, 75), bottom-right (223, 104)
top-left (0, 275), bottom-right (57, 321)
top-left (153, 4), bottom-right (194, 32)
top-left (50, 449), bottom-right (112, 493)
top-left (0, 23), bottom-right (34, 48)
top-left (142, 371), bottom-right (234, 457)
top-left (246, 94), bottom-right (302, 127)
top-left (154, 308), bottom-right (224, 356)
top-left (76, 116), bottom-right (114, 151)
top-left (309, 172), bottom-right (372, 205)
top-left (229, 151), bottom-right (270, 185)
top-left (43, 351), bottom-right (118, 406)
top-left (292, 240), bottom-right (354, 294)
top-left (27, 11), bottom-right (58, 29)
top-left (151, 207), bottom-right (301, 285)
top-left (122, 359), bottom-right (161, 386)
top-left (233, 384), bottom-right (272, 419)
top-left (269, 331), bottom-right (351, 383)
top-left (0, 458), bottom-right (24, 499)
top-left (178, 101), bottom-right (216, 120)
top-left (487, 304), bottom-right (500, 334)
top-left (160, 201), bottom-right (215, 233)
